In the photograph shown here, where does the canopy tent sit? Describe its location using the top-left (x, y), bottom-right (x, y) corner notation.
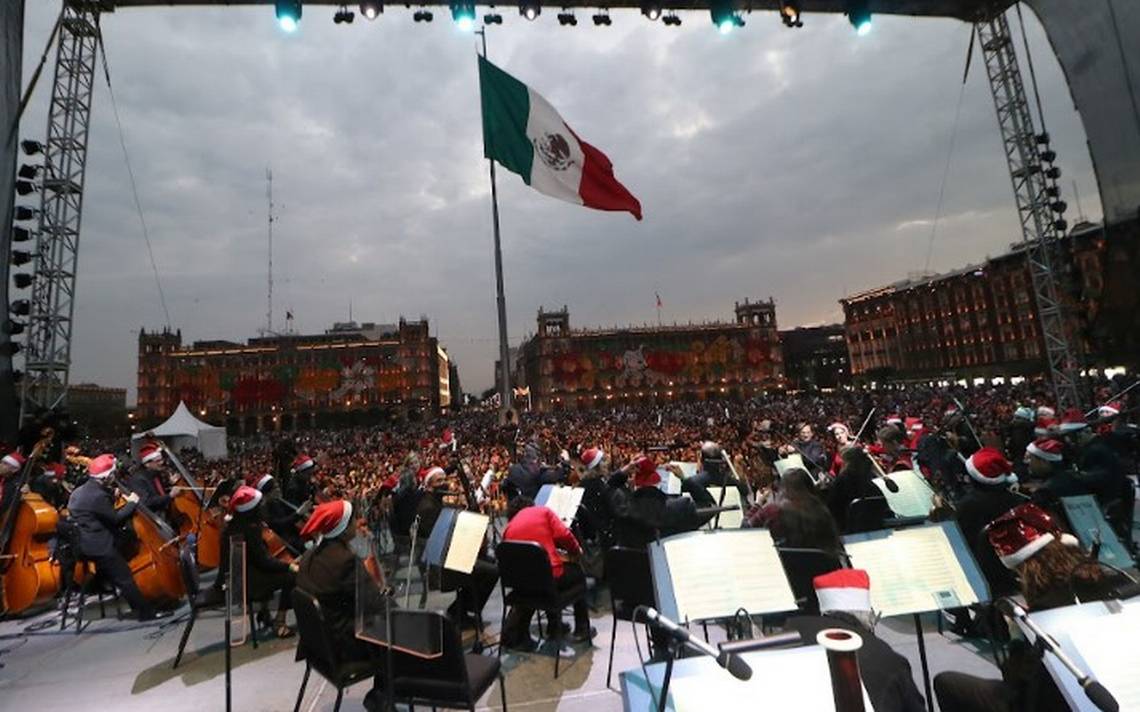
top-left (131, 401), bottom-right (228, 460)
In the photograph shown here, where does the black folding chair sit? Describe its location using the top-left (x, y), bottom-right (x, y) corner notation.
top-left (56, 518), bottom-right (119, 633)
top-left (776, 547), bottom-right (849, 616)
top-left (496, 540), bottom-right (587, 679)
top-left (845, 496), bottom-right (892, 534)
top-left (291, 589), bottom-right (376, 712)
top-left (389, 609), bottom-right (508, 712)
top-left (603, 546), bottom-right (655, 688)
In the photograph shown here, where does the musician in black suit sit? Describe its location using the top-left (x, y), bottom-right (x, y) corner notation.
top-left (503, 442), bottom-right (567, 501)
top-left (126, 443), bottom-right (175, 518)
top-left (65, 454), bottom-right (155, 620)
top-left (682, 441), bottom-right (749, 507)
top-left (609, 458), bottom-right (717, 549)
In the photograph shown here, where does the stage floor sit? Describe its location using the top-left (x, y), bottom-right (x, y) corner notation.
top-left (0, 566), bottom-right (1004, 712)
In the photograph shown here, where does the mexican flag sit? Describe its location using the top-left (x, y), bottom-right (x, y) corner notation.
top-left (478, 56), bottom-right (643, 221)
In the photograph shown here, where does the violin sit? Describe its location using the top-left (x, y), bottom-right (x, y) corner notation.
top-left (0, 434), bottom-right (63, 614)
top-left (113, 479), bottom-right (187, 607)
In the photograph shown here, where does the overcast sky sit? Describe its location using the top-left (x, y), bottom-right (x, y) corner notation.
top-left (19, 2), bottom-right (1101, 400)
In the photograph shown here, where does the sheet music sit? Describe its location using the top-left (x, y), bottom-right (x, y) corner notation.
top-left (844, 525), bottom-right (979, 617)
top-left (871, 470), bottom-right (934, 518)
top-left (774, 454), bottom-right (806, 477)
top-left (443, 510), bottom-right (489, 574)
top-left (660, 529), bottom-right (795, 622)
top-left (703, 487), bottom-right (743, 529)
top-left (668, 462), bottom-right (699, 480)
top-left (664, 646), bottom-right (873, 712)
top-left (1061, 495), bottom-right (1134, 568)
top-left (657, 469), bottom-right (683, 495)
top-left (1067, 609), bottom-right (1140, 710)
top-left (537, 485), bottom-right (585, 525)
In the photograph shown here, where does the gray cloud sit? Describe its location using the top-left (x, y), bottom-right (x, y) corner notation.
top-left (19, 4), bottom-right (1101, 398)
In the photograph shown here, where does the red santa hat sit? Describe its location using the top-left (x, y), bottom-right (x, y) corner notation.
top-left (87, 454), bottom-right (117, 480)
top-left (291, 454), bottom-right (315, 474)
top-left (419, 466), bottom-right (446, 487)
top-left (379, 473), bottom-right (400, 492)
top-left (965, 447), bottom-right (1017, 486)
top-left (1036, 405), bottom-right (1056, 419)
top-left (986, 503), bottom-right (1078, 569)
top-left (827, 422), bottom-right (849, 437)
top-left (632, 457), bottom-right (661, 488)
top-left (813, 569), bottom-right (872, 613)
top-left (904, 417), bottom-right (924, 434)
top-left (139, 443), bottom-right (163, 465)
top-left (1034, 416), bottom-right (1057, 438)
top-left (581, 447), bottom-right (605, 471)
top-left (439, 428), bottom-right (457, 451)
top-left (299, 500), bottom-right (354, 542)
top-left (2, 451), bottom-right (25, 470)
top-left (228, 485), bottom-right (263, 514)
top-left (45, 462), bottom-right (66, 480)
top-left (885, 414), bottom-right (902, 426)
top-left (1026, 438), bottom-right (1063, 463)
top-left (1098, 402), bottom-right (1123, 418)
top-left (254, 473), bottom-right (275, 492)
top-left (1057, 409), bottom-right (1088, 433)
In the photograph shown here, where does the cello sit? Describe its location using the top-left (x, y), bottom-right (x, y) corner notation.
top-left (114, 477), bottom-right (187, 607)
top-left (145, 437), bottom-right (224, 570)
top-left (0, 434), bottom-right (62, 615)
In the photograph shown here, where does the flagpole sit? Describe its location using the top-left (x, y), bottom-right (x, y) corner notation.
top-left (477, 28), bottom-right (513, 419)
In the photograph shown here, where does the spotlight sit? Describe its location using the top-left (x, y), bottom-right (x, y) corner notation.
top-left (640, 2), bottom-right (661, 21)
top-left (710, 0), bottom-right (743, 32)
top-left (413, 8), bottom-right (434, 21)
top-left (1045, 166), bottom-right (1062, 180)
top-left (12, 227), bottom-right (32, 242)
top-left (2, 343), bottom-right (20, 357)
top-left (359, 0), bottom-right (382, 19)
top-left (275, 0), bottom-right (302, 31)
top-left (780, 1), bottom-right (802, 27)
top-left (557, 10), bottom-right (577, 25)
top-left (846, 0), bottom-right (870, 35)
top-left (1051, 200), bottom-right (1067, 214)
top-left (1039, 149), bottom-right (1057, 163)
top-left (451, 2), bottom-right (476, 30)
top-left (333, 5), bottom-right (355, 23)
top-left (519, 0), bottom-right (540, 20)
top-left (15, 180), bottom-right (35, 196)
top-left (662, 13), bottom-right (681, 25)
top-left (20, 140), bottom-right (43, 156)
top-left (484, 12), bottom-right (503, 23)
top-left (17, 164), bottom-right (40, 181)
top-left (1036, 132), bottom-right (1051, 145)
top-left (591, 11), bottom-right (611, 25)
top-left (1054, 219), bottom-right (1068, 232)
top-left (3, 320), bottom-right (25, 336)
top-left (1045, 185), bottom-right (1061, 198)
top-left (10, 251), bottom-right (31, 267)
top-left (10, 300), bottom-right (30, 317)
top-left (13, 274), bottom-right (33, 289)
top-left (14, 206), bottom-right (36, 221)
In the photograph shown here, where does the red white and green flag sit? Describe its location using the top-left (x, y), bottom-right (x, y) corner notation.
top-left (478, 56), bottom-right (642, 220)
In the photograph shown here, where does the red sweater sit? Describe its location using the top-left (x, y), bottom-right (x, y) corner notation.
top-left (503, 505), bottom-right (581, 579)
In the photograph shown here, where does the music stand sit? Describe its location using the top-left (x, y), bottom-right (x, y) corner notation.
top-left (535, 484), bottom-right (585, 527)
top-left (223, 539), bottom-right (247, 712)
top-left (421, 507), bottom-right (491, 645)
top-left (1060, 495), bottom-right (1135, 568)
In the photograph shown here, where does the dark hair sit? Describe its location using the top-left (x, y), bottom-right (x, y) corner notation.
top-left (876, 426), bottom-right (903, 447)
top-left (840, 447), bottom-right (874, 482)
top-left (506, 495), bottom-right (534, 521)
top-left (778, 468), bottom-right (817, 499)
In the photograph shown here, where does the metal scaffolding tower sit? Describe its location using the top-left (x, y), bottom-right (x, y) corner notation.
top-left (975, 10), bottom-right (1082, 411)
top-left (19, 3), bottom-right (101, 422)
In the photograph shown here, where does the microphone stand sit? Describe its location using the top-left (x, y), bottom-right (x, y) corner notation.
top-left (656, 637), bottom-right (678, 712)
top-left (403, 514), bottom-right (420, 609)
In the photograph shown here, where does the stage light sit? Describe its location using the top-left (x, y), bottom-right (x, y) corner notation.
top-left (17, 164), bottom-right (40, 181)
top-left (1051, 200), bottom-right (1067, 214)
top-left (710, 0), bottom-right (743, 32)
top-left (20, 140), bottom-right (42, 156)
top-left (780, 1), bottom-right (802, 27)
top-left (484, 12), bottom-right (503, 23)
top-left (641, 2), bottom-right (661, 20)
top-left (359, 0), bottom-right (382, 19)
top-left (846, 1), bottom-right (871, 35)
top-left (519, 0), bottom-right (540, 21)
top-left (662, 13), bottom-right (680, 25)
top-left (557, 11), bottom-right (577, 25)
top-left (12, 227), bottom-right (32, 242)
top-left (1054, 219), bottom-right (1068, 232)
top-left (1045, 185), bottom-right (1061, 198)
top-left (2, 343), bottom-right (20, 357)
top-left (451, 2), bottom-right (476, 29)
top-left (1040, 149), bottom-right (1057, 163)
top-left (413, 8), bottom-right (434, 21)
top-left (3, 320), bottom-right (25, 336)
top-left (591, 11), bottom-right (611, 25)
top-left (10, 300), bottom-right (30, 317)
top-left (275, 0), bottom-right (302, 31)
top-left (10, 251), bottom-right (31, 267)
top-left (333, 5), bottom-right (355, 23)
top-left (15, 180), bottom-right (35, 196)
top-left (13, 274), bottom-right (33, 289)
top-left (14, 206), bottom-right (36, 221)
top-left (1045, 166), bottom-right (1061, 180)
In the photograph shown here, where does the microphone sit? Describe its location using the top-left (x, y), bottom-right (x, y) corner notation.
top-left (634, 606), bottom-right (753, 681)
top-left (996, 598), bottom-right (1120, 712)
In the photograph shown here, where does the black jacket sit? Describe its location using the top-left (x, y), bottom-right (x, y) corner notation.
top-left (608, 486), bottom-right (715, 549)
top-left (504, 462), bottom-right (566, 501)
top-left (788, 613), bottom-right (927, 712)
top-left (296, 538), bottom-right (363, 647)
top-left (219, 512), bottom-right (292, 599)
top-left (67, 479), bottom-right (137, 558)
top-left (126, 466), bottom-right (173, 513)
top-left (954, 484), bottom-right (1027, 597)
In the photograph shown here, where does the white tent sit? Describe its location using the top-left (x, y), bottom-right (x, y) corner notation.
top-left (131, 401), bottom-right (228, 460)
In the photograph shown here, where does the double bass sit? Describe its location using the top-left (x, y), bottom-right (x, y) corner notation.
top-left (114, 478), bottom-right (187, 607)
top-left (145, 437), bottom-right (224, 570)
top-left (0, 435), bottom-right (62, 614)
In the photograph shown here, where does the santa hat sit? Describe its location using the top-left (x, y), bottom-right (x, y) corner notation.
top-left (291, 454), bottom-right (315, 474)
top-left (1034, 416), bottom-right (1057, 438)
top-left (228, 485), bottom-right (263, 515)
top-left (965, 447), bottom-right (1017, 486)
top-left (2, 451), bottom-right (25, 470)
top-left (886, 414), bottom-right (902, 426)
top-left (45, 462), bottom-right (66, 480)
top-left (1036, 405), bottom-right (1056, 419)
top-left (1058, 409), bottom-right (1088, 433)
top-left (420, 466), bottom-right (446, 487)
top-left (1026, 438), bottom-right (1063, 463)
top-left (379, 473), bottom-right (400, 492)
top-left (581, 447), bottom-right (605, 471)
top-left (299, 500), bottom-right (354, 542)
top-left (1013, 406), bottom-right (1035, 422)
top-left (904, 417), bottom-right (924, 434)
top-left (813, 569), bottom-right (872, 613)
top-left (439, 428), bottom-right (457, 451)
top-left (827, 422), bottom-right (850, 437)
top-left (1097, 402), bottom-right (1123, 418)
top-left (632, 457), bottom-right (661, 488)
top-left (87, 454), bottom-right (117, 480)
top-left (139, 443), bottom-right (163, 464)
top-left (986, 503), bottom-right (1078, 569)
top-left (254, 473), bottom-right (275, 492)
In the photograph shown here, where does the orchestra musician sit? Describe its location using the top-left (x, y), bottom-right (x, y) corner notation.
top-left (255, 473), bottom-right (306, 553)
top-left (951, 447), bottom-right (1026, 599)
top-left (825, 447), bottom-right (883, 533)
top-left (126, 443), bottom-right (176, 520)
top-left (825, 422), bottom-right (854, 478)
top-left (503, 442), bottom-right (568, 501)
top-left (869, 425), bottom-right (912, 473)
top-left (608, 456), bottom-right (718, 548)
top-left (500, 495), bottom-right (595, 651)
top-left (285, 454), bottom-right (319, 509)
top-left (1, 451), bottom-right (26, 512)
top-left (681, 441), bottom-right (748, 507)
top-left (65, 454), bottom-right (157, 621)
top-left (219, 485), bottom-right (299, 638)
top-left (781, 423), bottom-right (828, 476)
